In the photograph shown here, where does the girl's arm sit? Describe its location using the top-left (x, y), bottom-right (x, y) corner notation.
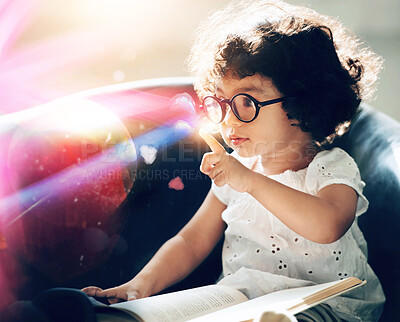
top-left (82, 189), bottom-right (227, 303)
top-left (199, 130), bottom-right (357, 245)
top-left (137, 189), bottom-right (227, 295)
top-left (248, 172), bottom-right (358, 244)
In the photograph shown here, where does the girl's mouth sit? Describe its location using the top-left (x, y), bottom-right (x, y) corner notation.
top-left (230, 137), bottom-right (249, 146)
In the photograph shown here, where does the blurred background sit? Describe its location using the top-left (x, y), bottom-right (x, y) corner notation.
top-left (8, 0), bottom-right (400, 120)
top-left (0, 0), bottom-right (399, 314)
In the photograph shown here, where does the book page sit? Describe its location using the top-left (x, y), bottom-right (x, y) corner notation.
top-left (190, 277), bottom-right (365, 322)
top-left (96, 310), bottom-right (139, 322)
top-left (111, 284), bottom-right (248, 322)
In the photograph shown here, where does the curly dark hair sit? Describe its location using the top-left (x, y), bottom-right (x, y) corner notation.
top-left (187, 0), bottom-right (383, 145)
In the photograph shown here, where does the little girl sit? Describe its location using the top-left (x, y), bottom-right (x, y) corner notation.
top-left (83, 1), bottom-right (385, 320)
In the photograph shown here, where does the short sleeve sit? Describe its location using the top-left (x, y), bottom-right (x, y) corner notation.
top-left (305, 147), bottom-right (369, 216)
top-left (211, 180), bottom-right (231, 205)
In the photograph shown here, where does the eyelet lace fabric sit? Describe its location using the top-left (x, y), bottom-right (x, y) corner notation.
top-left (211, 148), bottom-right (385, 321)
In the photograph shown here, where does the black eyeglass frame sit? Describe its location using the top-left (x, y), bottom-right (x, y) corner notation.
top-left (200, 93), bottom-right (285, 123)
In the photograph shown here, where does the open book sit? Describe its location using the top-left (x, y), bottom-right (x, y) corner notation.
top-left (93, 277), bottom-right (365, 322)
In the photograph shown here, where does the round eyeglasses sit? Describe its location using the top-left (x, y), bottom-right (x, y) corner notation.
top-left (200, 93), bottom-right (285, 124)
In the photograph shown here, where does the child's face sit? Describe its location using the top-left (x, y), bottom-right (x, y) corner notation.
top-left (215, 73), bottom-right (312, 160)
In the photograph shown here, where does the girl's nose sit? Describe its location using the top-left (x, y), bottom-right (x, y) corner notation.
top-left (223, 106), bottom-right (242, 126)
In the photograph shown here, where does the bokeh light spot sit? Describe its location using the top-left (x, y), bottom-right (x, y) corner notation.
top-left (170, 93), bottom-right (196, 115)
top-left (173, 120), bottom-right (192, 132)
top-left (140, 145), bottom-right (157, 165)
top-left (168, 176), bottom-right (184, 191)
top-left (113, 70), bottom-right (125, 82)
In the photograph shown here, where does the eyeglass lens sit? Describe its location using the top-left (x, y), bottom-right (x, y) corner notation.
top-left (203, 95), bottom-right (257, 123)
top-left (232, 95), bottom-right (256, 121)
top-left (203, 96), bottom-right (223, 123)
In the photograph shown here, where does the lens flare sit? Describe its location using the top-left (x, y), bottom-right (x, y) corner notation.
top-left (1, 98), bottom-right (136, 283)
top-left (0, 0), bottom-right (205, 310)
top-left (0, 87), bottom-right (206, 312)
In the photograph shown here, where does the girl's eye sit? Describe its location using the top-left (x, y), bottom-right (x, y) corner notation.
top-left (243, 97), bottom-right (253, 107)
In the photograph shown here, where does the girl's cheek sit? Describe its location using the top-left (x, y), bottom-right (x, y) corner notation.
top-left (223, 137), bottom-right (233, 149)
top-left (219, 129), bottom-right (229, 146)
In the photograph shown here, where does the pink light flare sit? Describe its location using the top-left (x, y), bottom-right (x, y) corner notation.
top-left (89, 85), bottom-right (198, 125)
top-left (0, 98), bottom-right (136, 310)
top-left (0, 0), bottom-right (201, 309)
top-left (0, 0), bottom-right (127, 115)
top-left (0, 0), bottom-right (38, 57)
top-left (0, 90), bottom-right (198, 309)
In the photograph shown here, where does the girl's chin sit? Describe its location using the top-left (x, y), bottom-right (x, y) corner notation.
top-left (233, 146), bottom-right (256, 158)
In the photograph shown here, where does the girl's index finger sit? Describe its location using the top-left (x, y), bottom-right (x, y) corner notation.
top-left (199, 129), bottom-right (226, 154)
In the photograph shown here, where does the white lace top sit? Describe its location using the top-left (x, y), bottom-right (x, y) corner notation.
top-left (212, 147), bottom-right (385, 322)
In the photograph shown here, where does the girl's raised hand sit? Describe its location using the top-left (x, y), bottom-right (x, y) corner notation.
top-left (199, 129), bottom-right (254, 193)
